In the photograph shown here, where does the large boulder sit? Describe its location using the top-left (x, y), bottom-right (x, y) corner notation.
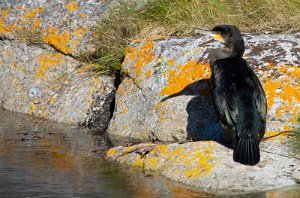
top-left (108, 34), bottom-right (300, 142)
top-left (0, 39), bottom-right (115, 129)
top-left (0, 0), bottom-right (127, 128)
top-left (106, 135), bottom-right (299, 192)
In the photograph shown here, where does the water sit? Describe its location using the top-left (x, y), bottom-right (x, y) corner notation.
top-left (0, 109), bottom-right (299, 198)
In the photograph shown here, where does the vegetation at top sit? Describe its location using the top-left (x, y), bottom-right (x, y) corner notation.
top-left (80, 0), bottom-right (300, 74)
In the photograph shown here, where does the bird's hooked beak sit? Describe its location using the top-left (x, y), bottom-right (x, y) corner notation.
top-left (194, 28), bottom-right (225, 43)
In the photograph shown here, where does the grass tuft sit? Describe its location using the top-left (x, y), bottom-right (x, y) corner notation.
top-left (82, 0), bottom-right (300, 73)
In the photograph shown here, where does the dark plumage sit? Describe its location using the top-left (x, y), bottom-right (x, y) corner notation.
top-left (202, 25), bottom-right (267, 165)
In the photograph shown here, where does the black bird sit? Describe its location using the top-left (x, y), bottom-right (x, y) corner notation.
top-left (197, 25), bottom-right (267, 165)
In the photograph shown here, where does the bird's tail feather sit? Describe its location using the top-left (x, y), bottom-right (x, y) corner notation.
top-left (233, 135), bottom-right (260, 166)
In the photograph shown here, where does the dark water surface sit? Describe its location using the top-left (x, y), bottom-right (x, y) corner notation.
top-left (0, 110), bottom-right (299, 198)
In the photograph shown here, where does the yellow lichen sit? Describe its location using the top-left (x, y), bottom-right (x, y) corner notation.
top-left (25, 7), bottom-right (45, 21)
top-left (36, 52), bottom-right (64, 79)
top-left (132, 156), bottom-right (144, 167)
top-left (129, 40), bottom-right (156, 78)
top-left (106, 148), bottom-right (116, 157)
top-left (165, 148), bottom-right (184, 161)
top-left (2, 8), bottom-right (10, 17)
top-left (29, 104), bottom-right (37, 114)
top-left (42, 26), bottom-right (72, 54)
top-left (32, 19), bottom-right (42, 32)
top-left (80, 13), bottom-right (87, 18)
top-left (49, 96), bottom-right (57, 104)
top-left (145, 157), bottom-right (159, 170)
top-left (126, 146), bottom-right (133, 152)
top-left (161, 61), bottom-right (211, 96)
top-left (168, 59), bottom-right (175, 66)
top-left (265, 131), bottom-right (286, 141)
top-left (66, 1), bottom-right (78, 13)
top-left (262, 65), bottom-right (300, 120)
top-left (153, 145), bottom-right (168, 155)
top-left (160, 110), bottom-right (166, 123)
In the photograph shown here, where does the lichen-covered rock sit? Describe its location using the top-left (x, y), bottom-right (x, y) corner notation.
top-left (0, 39), bottom-right (115, 128)
top-left (0, 0), bottom-right (140, 56)
top-left (106, 135), bottom-right (299, 192)
top-left (108, 35), bottom-right (300, 142)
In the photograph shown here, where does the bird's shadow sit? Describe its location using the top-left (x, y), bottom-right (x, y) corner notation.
top-left (161, 79), bottom-right (231, 148)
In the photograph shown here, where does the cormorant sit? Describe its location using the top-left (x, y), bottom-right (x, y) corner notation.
top-left (198, 25), bottom-right (267, 165)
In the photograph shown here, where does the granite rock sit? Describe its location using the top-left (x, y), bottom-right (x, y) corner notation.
top-left (106, 135), bottom-right (299, 192)
top-left (108, 35), bottom-right (300, 142)
top-left (0, 39), bottom-right (115, 128)
top-left (0, 0), bottom-right (142, 56)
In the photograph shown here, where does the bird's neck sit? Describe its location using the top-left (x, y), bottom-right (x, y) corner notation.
top-left (210, 40), bottom-right (245, 65)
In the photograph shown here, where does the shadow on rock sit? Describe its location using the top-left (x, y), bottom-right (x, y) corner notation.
top-left (161, 79), bottom-right (230, 148)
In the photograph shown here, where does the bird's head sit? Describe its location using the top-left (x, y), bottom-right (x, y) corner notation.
top-left (195, 25), bottom-right (245, 60)
top-left (195, 25), bottom-right (244, 47)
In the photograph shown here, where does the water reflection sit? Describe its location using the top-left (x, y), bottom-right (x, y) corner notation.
top-left (0, 109), bottom-right (299, 197)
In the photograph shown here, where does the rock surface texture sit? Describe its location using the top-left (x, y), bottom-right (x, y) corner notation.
top-left (0, 1), bottom-right (118, 128)
top-left (0, 0), bottom-right (138, 56)
top-left (106, 136), bottom-right (299, 192)
top-left (0, 40), bottom-right (115, 128)
top-left (108, 35), bottom-right (300, 142)
top-left (107, 34), bottom-right (300, 192)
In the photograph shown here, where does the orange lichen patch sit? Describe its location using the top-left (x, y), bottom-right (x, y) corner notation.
top-left (32, 19), bottom-right (42, 32)
top-left (146, 70), bottom-right (151, 78)
top-left (161, 61), bottom-right (211, 96)
top-left (24, 7), bottom-right (45, 21)
top-left (152, 144), bottom-right (168, 155)
top-left (66, 1), bottom-right (78, 13)
top-left (42, 26), bottom-right (72, 54)
top-left (0, 10), bottom-right (16, 34)
top-left (262, 65), bottom-right (300, 119)
top-left (36, 52), bottom-right (64, 79)
top-left (2, 8), bottom-right (10, 17)
top-left (0, 7), bottom-right (45, 36)
top-left (129, 40), bottom-right (155, 78)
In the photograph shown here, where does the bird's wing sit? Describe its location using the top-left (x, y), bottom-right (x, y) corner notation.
top-left (245, 68), bottom-right (267, 137)
top-left (211, 68), bottom-right (238, 145)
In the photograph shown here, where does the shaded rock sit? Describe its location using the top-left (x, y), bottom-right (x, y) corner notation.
top-left (108, 35), bottom-right (300, 142)
top-left (106, 135), bottom-right (299, 192)
top-left (293, 166), bottom-right (300, 184)
top-left (0, 39), bottom-right (115, 128)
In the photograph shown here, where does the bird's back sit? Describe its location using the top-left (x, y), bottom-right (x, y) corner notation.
top-left (210, 57), bottom-right (267, 165)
